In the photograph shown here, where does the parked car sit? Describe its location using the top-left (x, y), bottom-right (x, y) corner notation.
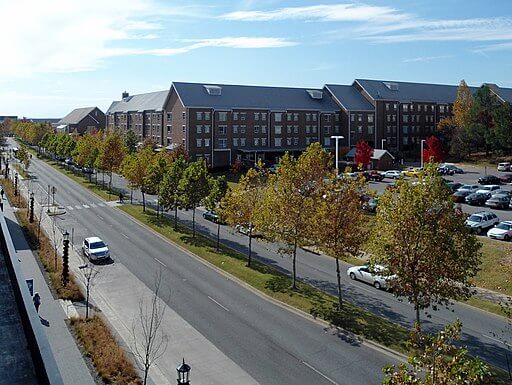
top-left (497, 162), bottom-right (511, 172)
top-left (402, 167), bottom-right (423, 177)
top-left (446, 182), bottom-right (463, 192)
top-left (494, 190), bottom-right (512, 199)
top-left (235, 224), bottom-right (262, 238)
top-left (457, 184), bottom-right (480, 193)
top-left (437, 165), bottom-right (455, 176)
top-left (362, 197), bottom-right (379, 213)
top-left (439, 163), bottom-right (464, 174)
top-left (82, 237), bottom-right (110, 261)
top-left (362, 170), bottom-right (384, 182)
top-left (452, 189), bottom-right (472, 203)
top-left (381, 170), bottom-right (402, 179)
top-left (347, 265), bottom-right (394, 290)
top-left (203, 210), bottom-right (221, 223)
top-left (485, 195), bottom-right (511, 209)
top-left (81, 167), bottom-right (94, 174)
top-left (268, 164), bottom-right (280, 174)
top-left (478, 175), bottom-right (501, 185)
top-left (499, 174), bottom-right (512, 184)
top-left (487, 221), bottom-right (512, 241)
top-left (476, 185), bottom-right (502, 195)
top-left (465, 211), bottom-right (499, 234)
top-left (465, 192), bottom-right (492, 206)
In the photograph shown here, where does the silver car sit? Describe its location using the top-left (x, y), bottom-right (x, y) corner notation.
top-left (347, 265), bottom-right (394, 290)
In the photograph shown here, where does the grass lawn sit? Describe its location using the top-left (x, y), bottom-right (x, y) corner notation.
top-left (475, 237), bottom-right (512, 297)
top-left (13, 163), bottom-right (29, 179)
top-left (120, 204), bottom-right (410, 353)
top-left (46, 160), bottom-right (118, 201)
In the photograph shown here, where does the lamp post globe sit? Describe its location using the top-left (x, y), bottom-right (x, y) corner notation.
top-left (177, 358), bottom-right (191, 384)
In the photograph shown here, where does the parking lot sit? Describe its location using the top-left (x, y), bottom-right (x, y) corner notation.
top-left (369, 162), bottom-right (512, 225)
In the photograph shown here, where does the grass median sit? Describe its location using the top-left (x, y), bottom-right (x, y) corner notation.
top-left (120, 204), bottom-right (409, 353)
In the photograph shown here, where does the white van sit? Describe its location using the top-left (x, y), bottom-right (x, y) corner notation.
top-left (497, 162), bottom-right (510, 171)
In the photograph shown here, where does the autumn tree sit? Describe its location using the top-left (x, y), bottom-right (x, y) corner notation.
top-left (159, 155), bottom-right (187, 230)
top-left (371, 164), bottom-right (482, 328)
top-left (145, 151), bottom-right (173, 196)
top-left (96, 131), bottom-right (126, 192)
top-left (222, 168), bottom-right (266, 266)
top-left (177, 160), bottom-right (211, 238)
top-left (422, 136), bottom-right (444, 163)
top-left (313, 174), bottom-right (369, 310)
top-left (256, 143), bottom-right (331, 288)
top-left (16, 145), bottom-right (31, 170)
top-left (122, 145), bottom-right (154, 211)
top-left (73, 133), bottom-right (100, 181)
top-left (383, 320), bottom-right (492, 385)
top-left (354, 140), bottom-right (373, 169)
top-left (125, 129), bottom-right (138, 154)
top-left (204, 176), bottom-right (229, 251)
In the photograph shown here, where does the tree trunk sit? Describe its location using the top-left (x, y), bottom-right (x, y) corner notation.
top-left (192, 207), bottom-right (196, 238)
top-left (247, 225), bottom-right (252, 267)
top-left (291, 239), bottom-right (297, 290)
top-left (415, 304), bottom-right (421, 329)
top-left (142, 190), bottom-right (146, 212)
top-left (86, 285), bottom-right (90, 319)
top-left (216, 222), bottom-right (220, 251)
top-left (174, 205), bottom-right (178, 231)
top-left (336, 257), bottom-right (343, 310)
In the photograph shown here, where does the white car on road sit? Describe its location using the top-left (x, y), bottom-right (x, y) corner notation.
top-left (347, 265), bottom-right (395, 290)
top-left (457, 184), bottom-right (479, 193)
top-left (82, 237), bottom-right (110, 261)
top-left (487, 221), bottom-right (512, 241)
top-left (381, 170), bottom-right (401, 179)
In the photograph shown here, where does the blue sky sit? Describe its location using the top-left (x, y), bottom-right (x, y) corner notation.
top-left (2, 0), bottom-right (512, 117)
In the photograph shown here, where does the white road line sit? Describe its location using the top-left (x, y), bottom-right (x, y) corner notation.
top-left (97, 215), bottom-right (103, 220)
top-left (482, 334), bottom-right (502, 343)
top-left (83, 204), bottom-right (90, 208)
top-left (90, 203), bottom-right (97, 208)
top-left (208, 296), bottom-right (230, 312)
top-left (121, 233), bottom-right (129, 239)
top-left (301, 361), bottom-right (339, 385)
top-left (97, 203), bottom-right (105, 207)
top-left (75, 205), bottom-right (82, 210)
top-left (67, 206), bottom-right (74, 211)
top-left (154, 257), bottom-right (166, 267)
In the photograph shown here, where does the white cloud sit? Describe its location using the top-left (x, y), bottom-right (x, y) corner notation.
top-left (402, 55), bottom-right (453, 63)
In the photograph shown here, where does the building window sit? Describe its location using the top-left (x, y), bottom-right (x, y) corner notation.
top-left (204, 138), bottom-right (210, 147)
top-left (218, 125), bottom-right (227, 135)
top-left (403, 126), bottom-right (409, 134)
top-left (275, 137), bottom-right (281, 147)
top-left (368, 126), bottom-right (374, 135)
top-left (182, 138), bottom-right (185, 146)
top-left (262, 112), bottom-right (267, 120)
top-left (240, 138), bottom-right (246, 146)
top-left (167, 112), bottom-right (172, 121)
top-left (351, 114), bottom-right (355, 122)
top-left (402, 104), bottom-right (408, 112)
top-left (306, 137), bottom-right (311, 145)
top-left (335, 125), bottom-right (340, 134)
top-left (262, 138), bottom-right (267, 146)
top-left (294, 137), bottom-right (299, 146)
top-left (358, 126), bottom-right (363, 134)
top-left (306, 113), bottom-right (311, 122)
top-left (287, 113), bottom-right (292, 121)
top-left (368, 114), bottom-right (374, 123)
top-left (233, 125), bottom-right (238, 134)
top-left (205, 111), bottom-right (211, 120)
top-left (312, 125), bottom-right (317, 134)
top-left (254, 138), bottom-right (259, 146)
top-left (294, 125), bottom-right (299, 134)
top-left (204, 125), bottom-right (210, 134)
top-left (254, 125), bottom-right (260, 134)
top-left (324, 114), bottom-right (331, 122)
top-left (386, 103), bottom-right (390, 111)
top-left (254, 112), bottom-right (260, 120)
top-left (167, 125), bottom-right (172, 133)
top-left (182, 125), bottom-right (185, 133)
top-left (196, 125), bottom-right (202, 134)
top-left (182, 111), bottom-right (186, 119)
top-left (218, 139), bottom-right (227, 148)
top-left (218, 112), bottom-right (228, 122)
top-left (196, 112), bottom-right (203, 120)
top-left (233, 138), bottom-right (239, 147)
top-left (403, 137), bottom-right (408, 145)
top-left (312, 114), bottom-right (317, 122)
top-left (324, 126), bottom-right (330, 134)
top-left (294, 113), bottom-right (299, 122)
top-left (306, 126), bottom-right (310, 134)
top-left (240, 125), bottom-right (246, 134)
top-left (335, 114), bottom-right (340, 122)
top-left (261, 125), bottom-right (267, 134)
top-left (275, 125), bottom-right (282, 135)
top-left (287, 138), bottom-right (292, 146)
top-left (240, 112), bottom-right (246, 121)
top-left (358, 115), bottom-right (363, 122)
top-left (275, 113), bottom-right (282, 122)
top-left (323, 137), bottom-right (330, 146)
top-left (196, 139), bottom-right (202, 147)
top-left (233, 112), bottom-right (239, 121)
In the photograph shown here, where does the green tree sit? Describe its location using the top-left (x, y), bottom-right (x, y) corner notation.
top-left (204, 176), bottom-right (229, 251)
top-left (371, 164), bottom-right (482, 328)
top-left (125, 129), bottom-right (138, 154)
top-left (383, 321), bottom-right (492, 385)
top-left (16, 145), bottom-right (31, 170)
top-left (491, 102), bottom-right (512, 154)
top-left (145, 151), bottom-right (173, 195)
top-left (159, 155), bottom-right (187, 230)
top-left (96, 131), bottom-right (126, 193)
top-left (178, 161), bottom-right (211, 238)
top-left (257, 143), bottom-right (331, 289)
top-left (122, 146), bottom-right (154, 211)
top-left (73, 133), bottom-right (100, 181)
top-left (313, 174), bottom-right (369, 310)
top-left (221, 168), bottom-right (266, 266)
top-left (469, 86), bottom-right (501, 155)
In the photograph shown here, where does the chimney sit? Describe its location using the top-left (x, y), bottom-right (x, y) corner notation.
top-left (122, 91), bottom-right (129, 99)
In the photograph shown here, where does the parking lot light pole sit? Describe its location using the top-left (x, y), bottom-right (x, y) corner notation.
top-left (420, 139), bottom-right (426, 169)
top-left (331, 135), bottom-right (344, 175)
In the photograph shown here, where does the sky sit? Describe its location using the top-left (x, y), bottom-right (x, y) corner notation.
top-left (2, 0), bottom-right (512, 118)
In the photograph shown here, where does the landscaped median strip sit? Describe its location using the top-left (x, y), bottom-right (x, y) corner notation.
top-left (119, 204), bottom-right (410, 354)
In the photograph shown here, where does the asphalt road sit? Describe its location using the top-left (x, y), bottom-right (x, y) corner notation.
top-left (96, 160), bottom-right (512, 370)
top-left (20, 147), bottom-right (396, 385)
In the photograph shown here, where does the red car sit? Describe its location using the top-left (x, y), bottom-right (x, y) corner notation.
top-left (363, 171), bottom-right (384, 182)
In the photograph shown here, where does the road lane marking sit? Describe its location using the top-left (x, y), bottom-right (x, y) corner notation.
top-left (154, 257), bottom-right (166, 267)
top-left (97, 203), bottom-right (105, 207)
top-left (75, 205), bottom-right (82, 209)
top-left (97, 215), bottom-right (103, 220)
top-left (121, 233), bottom-right (129, 239)
top-left (301, 361), bottom-right (339, 385)
top-left (208, 296), bottom-right (230, 312)
top-left (90, 203), bottom-right (97, 207)
top-left (67, 206), bottom-right (74, 211)
top-left (83, 204), bottom-right (90, 208)
top-left (482, 334), bottom-right (502, 343)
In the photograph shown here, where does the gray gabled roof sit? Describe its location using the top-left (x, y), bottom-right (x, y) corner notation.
top-left (485, 84), bottom-right (512, 104)
top-left (58, 107), bottom-right (99, 125)
top-left (107, 90), bottom-right (168, 113)
top-left (346, 147), bottom-right (394, 160)
top-left (324, 84), bottom-right (374, 111)
top-left (172, 82), bottom-right (339, 112)
top-left (355, 79), bottom-right (479, 104)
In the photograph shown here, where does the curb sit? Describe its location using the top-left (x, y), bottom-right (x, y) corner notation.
top-left (115, 205), bottom-right (408, 363)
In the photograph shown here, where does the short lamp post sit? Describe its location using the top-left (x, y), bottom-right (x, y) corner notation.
top-left (62, 231), bottom-right (70, 286)
top-left (177, 358), bottom-right (191, 384)
top-left (4, 159), bottom-right (9, 178)
top-left (14, 172), bottom-right (18, 196)
top-left (420, 139), bottom-right (426, 169)
top-left (29, 192), bottom-right (34, 223)
top-left (330, 135), bottom-right (344, 175)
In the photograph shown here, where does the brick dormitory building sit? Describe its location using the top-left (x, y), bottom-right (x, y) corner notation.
top-left (105, 79), bottom-right (512, 169)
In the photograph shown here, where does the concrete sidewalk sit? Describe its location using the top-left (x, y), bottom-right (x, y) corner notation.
top-left (2, 186), bottom-right (96, 385)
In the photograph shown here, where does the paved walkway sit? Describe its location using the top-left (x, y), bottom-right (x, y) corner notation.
top-left (2, 188), bottom-right (96, 385)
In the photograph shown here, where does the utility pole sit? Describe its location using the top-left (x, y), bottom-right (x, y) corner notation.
top-left (29, 192), bottom-right (34, 223)
top-left (62, 231), bottom-right (70, 286)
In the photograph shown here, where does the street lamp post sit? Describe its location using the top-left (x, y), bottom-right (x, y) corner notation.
top-left (14, 172), bottom-right (18, 196)
top-left (381, 138), bottom-right (386, 150)
top-left (62, 231), bottom-right (70, 286)
top-left (330, 135), bottom-right (344, 175)
top-left (177, 358), bottom-right (191, 384)
top-left (420, 139), bottom-right (426, 169)
top-left (29, 192), bottom-right (34, 223)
